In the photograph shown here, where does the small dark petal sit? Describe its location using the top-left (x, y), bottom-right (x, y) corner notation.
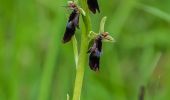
top-left (89, 51), bottom-right (100, 71)
top-left (87, 0), bottom-right (100, 14)
top-left (63, 22), bottom-right (76, 43)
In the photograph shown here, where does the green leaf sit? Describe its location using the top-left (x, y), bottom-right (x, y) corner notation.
top-left (137, 4), bottom-right (170, 22)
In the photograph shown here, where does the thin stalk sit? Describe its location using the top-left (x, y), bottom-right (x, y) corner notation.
top-left (72, 35), bottom-right (78, 67)
top-left (72, 0), bottom-right (91, 99)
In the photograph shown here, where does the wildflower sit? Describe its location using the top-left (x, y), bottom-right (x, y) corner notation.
top-left (63, 2), bottom-right (80, 43)
top-left (87, 32), bottom-right (113, 71)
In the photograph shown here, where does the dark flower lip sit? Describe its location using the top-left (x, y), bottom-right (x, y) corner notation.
top-left (88, 35), bottom-right (102, 71)
top-left (62, 9), bottom-right (80, 43)
top-left (87, 0), bottom-right (100, 14)
top-left (89, 51), bottom-right (100, 71)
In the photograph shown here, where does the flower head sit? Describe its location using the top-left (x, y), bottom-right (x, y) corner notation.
top-left (63, 2), bottom-right (80, 43)
top-left (87, 32), bottom-right (114, 71)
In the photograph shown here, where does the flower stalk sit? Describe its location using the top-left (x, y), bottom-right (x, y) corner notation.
top-left (72, 0), bottom-right (91, 100)
top-left (72, 36), bottom-right (78, 67)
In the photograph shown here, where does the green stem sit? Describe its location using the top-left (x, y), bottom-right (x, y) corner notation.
top-left (72, 36), bottom-right (78, 67)
top-left (72, 0), bottom-right (91, 99)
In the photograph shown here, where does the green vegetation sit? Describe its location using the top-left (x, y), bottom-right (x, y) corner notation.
top-left (0, 0), bottom-right (170, 100)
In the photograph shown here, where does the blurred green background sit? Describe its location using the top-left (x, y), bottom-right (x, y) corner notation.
top-left (0, 0), bottom-right (170, 100)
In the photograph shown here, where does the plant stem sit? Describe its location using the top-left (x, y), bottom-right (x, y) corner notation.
top-left (72, 0), bottom-right (91, 99)
top-left (72, 35), bottom-right (78, 67)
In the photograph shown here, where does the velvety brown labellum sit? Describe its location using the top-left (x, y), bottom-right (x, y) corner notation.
top-left (63, 9), bottom-right (79, 43)
top-left (87, 0), bottom-right (100, 14)
top-left (87, 36), bottom-right (102, 71)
